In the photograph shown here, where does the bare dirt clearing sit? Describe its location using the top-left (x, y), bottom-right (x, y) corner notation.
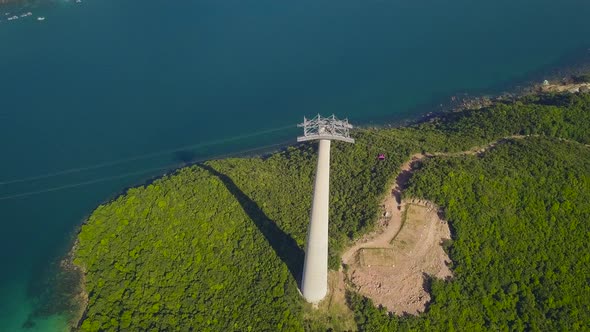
top-left (337, 155), bottom-right (453, 315)
top-left (330, 136), bottom-right (543, 316)
top-left (343, 200), bottom-right (452, 315)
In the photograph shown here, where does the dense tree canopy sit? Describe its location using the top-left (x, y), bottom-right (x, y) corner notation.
top-left (74, 93), bottom-right (590, 331)
top-left (351, 137), bottom-right (590, 331)
top-left (74, 167), bottom-right (303, 331)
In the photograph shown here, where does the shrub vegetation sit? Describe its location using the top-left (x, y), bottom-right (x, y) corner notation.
top-left (74, 93), bottom-right (590, 331)
top-left (351, 137), bottom-right (590, 331)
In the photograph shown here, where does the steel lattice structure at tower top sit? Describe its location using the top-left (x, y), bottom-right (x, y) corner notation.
top-left (297, 114), bottom-right (355, 144)
top-left (297, 114), bottom-right (355, 303)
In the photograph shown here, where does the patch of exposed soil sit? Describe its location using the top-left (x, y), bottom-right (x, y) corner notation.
top-left (338, 155), bottom-right (453, 315)
top-left (335, 134), bottom-right (589, 315)
top-left (344, 202), bottom-right (452, 315)
top-left (337, 136), bottom-right (538, 315)
top-left (344, 201), bottom-right (452, 315)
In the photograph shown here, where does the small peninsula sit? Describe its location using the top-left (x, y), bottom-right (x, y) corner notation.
top-left (68, 90), bottom-right (590, 331)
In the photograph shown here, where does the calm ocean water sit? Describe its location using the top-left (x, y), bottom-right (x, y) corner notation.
top-left (0, 0), bottom-right (589, 330)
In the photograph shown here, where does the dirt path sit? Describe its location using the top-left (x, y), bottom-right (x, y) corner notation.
top-left (341, 154), bottom-right (422, 264)
top-left (342, 198), bottom-right (451, 315)
top-left (335, 135), bottom-right (532, 315)
top-left (330, 134), bottom-right (588, 316)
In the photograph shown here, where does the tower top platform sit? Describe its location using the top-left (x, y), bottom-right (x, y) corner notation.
top-left (297, 114), bottom-right (355, 143)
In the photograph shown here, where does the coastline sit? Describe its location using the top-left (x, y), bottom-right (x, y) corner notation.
top-left (365, 47), bottom-right (590, 129)
top-left (3, 0), bottom-right (588, 328)
top-left (59, 70), bottom-right (590, 329)
top-left (58, 241), bottom-right (87, 330)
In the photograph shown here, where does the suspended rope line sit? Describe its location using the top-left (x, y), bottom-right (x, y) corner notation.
top-left (0, 167), bottom-right (175, 201)
top-left (352, 128), bottom-right (402, 148)
top-left (0, 124), bottom-right (295, 185)
top-left (0, 140), bottom-right (292, 201)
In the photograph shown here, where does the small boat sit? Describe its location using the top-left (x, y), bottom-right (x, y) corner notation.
top-left (37, 17), bottom-right (45, 21)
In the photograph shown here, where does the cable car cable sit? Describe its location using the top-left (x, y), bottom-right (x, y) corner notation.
top-left (0, 140), bottom-right (292, 201)
top-left (0, 124), bottom-right (295, 185)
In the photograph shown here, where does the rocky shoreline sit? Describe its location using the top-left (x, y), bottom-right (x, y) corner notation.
top-left (448, 78), bottom-right (590, 112)
top-left (363, 69), bottom-right (590, 132)
top-left (417, 52), bottom-right (590, 122)
top-left (60, 241), bottom-right (88, 331)
top-left (19, 238), bottom-right (87, 331)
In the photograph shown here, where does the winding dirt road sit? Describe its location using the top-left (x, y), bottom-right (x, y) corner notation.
top-left (334, 135), bottom-right (543, 315)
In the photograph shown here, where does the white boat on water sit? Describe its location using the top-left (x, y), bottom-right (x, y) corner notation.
top-left (37, 17), bottom-right (45, 21)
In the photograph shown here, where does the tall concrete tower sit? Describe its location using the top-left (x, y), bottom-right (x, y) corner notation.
top-left (297, 114), bottom-right (354, 303)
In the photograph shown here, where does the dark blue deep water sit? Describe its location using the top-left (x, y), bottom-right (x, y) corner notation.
top-left (0, 0), bottom-right (589, 330)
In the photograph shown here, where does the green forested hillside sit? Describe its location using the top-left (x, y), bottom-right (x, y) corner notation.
top-left (74, 167), bottom-right (303, 331)
top-left (350, 137), bottom-right (590, 331)
top-left (73, 93), bottom-right (590, 331)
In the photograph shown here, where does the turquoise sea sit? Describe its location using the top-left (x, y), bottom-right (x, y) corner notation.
top-left (0, 0), bottom-right (589, 330)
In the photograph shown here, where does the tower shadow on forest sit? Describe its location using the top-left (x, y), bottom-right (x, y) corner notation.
top-left (198, 164), bottom-right (304, 287)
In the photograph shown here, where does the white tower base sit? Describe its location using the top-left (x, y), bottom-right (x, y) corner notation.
top-left (301, 139), bottom-right (331, 303)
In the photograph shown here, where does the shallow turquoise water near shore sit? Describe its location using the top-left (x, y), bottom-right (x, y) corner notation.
top-left (0, 0), bottom-right (589, 330)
